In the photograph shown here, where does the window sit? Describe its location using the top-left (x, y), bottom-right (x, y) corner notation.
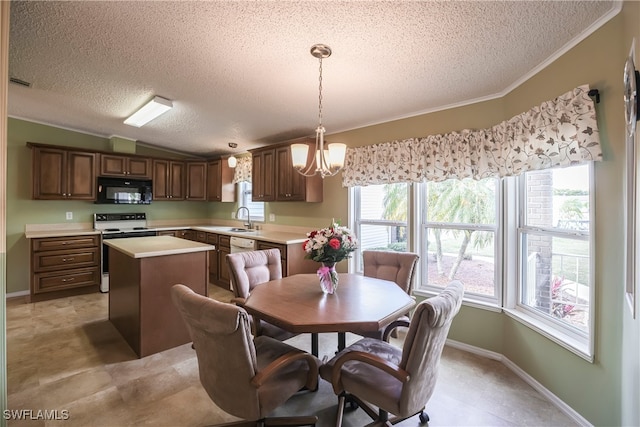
top-left (517, 164), bottom-right (593, 346)
top-left (420, 178), bottom-right (500, 303)
top-left (350, 163), bottom-right (594, 359)
top-left (353, 183), bottom-right (409, 273)
top-left (236, 181), bottom-right (264, 222)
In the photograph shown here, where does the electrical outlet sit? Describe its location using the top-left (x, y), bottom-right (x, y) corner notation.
top-left (231, 212), bottom-right (236, 219)
top-left (65, 212), bottom-right (73, 220)
top-left (269, 213), bottom-right (275, 222)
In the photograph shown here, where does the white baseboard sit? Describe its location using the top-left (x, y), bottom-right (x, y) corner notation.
top-left (6, 290), bottom-right (29, 299)
top-left (446, 339), bottom-right (592, 427)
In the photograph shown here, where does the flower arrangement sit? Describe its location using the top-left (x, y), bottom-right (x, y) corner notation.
top-left (302, 221), bottom-right (358, 266)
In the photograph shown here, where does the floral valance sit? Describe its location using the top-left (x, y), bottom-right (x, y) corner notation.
top-left (342, 85), bottom-right (602, 187)
top-left (232, 156), bottom-right (252, 184)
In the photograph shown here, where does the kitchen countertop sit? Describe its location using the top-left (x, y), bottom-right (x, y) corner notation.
top-left (190, 226), bottom-right (307, 245)
top-left (104, 235), bottom-right (215, 258)
top-left (25, 224), bottom-right (309, 245)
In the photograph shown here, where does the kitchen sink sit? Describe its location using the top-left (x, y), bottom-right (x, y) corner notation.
top-left (229, 228), bottom-right (253, 232)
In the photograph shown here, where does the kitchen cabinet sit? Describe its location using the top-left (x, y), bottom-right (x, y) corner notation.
top-left (207, 159), bottom-right (235, 202)
top-left (30, 145), bottom-right (97, 200)
top-left (275, 141), bottom-right (323, 202)
top-left (153, 159), bottom-right (185, 200)
top-left (250, 141), bottom-right (322, 203)
top-left (30, 234), bottom-right (101, 302)
top-left (214, 235), bottom-right (232, 290)
top-left (250, 148), bottom-right (275, 201)
top-left (186, 161), bottom-right (207, 201)
top-left (99, 154), bottom-right (151, 178)
top-left (206, 233), bottom-right (219, 284)
top-left (256, 240), bottom-right (318, 277)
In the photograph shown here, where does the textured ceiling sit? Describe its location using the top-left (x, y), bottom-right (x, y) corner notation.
top-left (8, 1), bottom-right (620, 157)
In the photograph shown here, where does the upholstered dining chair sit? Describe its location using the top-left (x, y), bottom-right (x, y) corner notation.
top-left (359, 250), bottom-right (420, 340)
top-left (171, 284), bottom-right (319, 427)
top-left (319, 281), bottom-right (464, 426)
top-left (226, 248), bottom-right (297, 341)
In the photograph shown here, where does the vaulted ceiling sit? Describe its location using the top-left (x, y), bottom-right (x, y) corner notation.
top-left (8, 1), bottom-right (620, 157)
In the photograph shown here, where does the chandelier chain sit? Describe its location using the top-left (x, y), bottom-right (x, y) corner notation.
top-left (318, 56), bottom-right (323, 127)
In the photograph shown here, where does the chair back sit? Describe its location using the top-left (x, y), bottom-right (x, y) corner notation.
top-left (227, 249), bottom-right (282, 299)
top-left (398, 281), bottom-right (464, 415)
top-left (363, 250), bottom-right (419, 294)
top-left (170, 284), bottom-right (262, 419)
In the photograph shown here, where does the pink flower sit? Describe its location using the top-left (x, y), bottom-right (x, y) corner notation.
top-left (329, 238), bottom-right (341, 250)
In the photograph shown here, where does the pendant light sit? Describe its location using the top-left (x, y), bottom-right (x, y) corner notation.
top-left (291, 44), bottom-right (346, 178)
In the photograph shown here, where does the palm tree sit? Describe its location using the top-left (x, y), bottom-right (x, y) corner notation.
top-left (427, 178), bottom-right (495, 279)
top-left (382, 183), bottom-right (408, 245)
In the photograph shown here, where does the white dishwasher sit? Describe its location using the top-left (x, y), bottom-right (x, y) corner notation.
top-left (230, 236), bottom-right (257, 253)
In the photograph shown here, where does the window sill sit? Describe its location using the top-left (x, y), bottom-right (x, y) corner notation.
top-left (503, 308), bottom-right (593, 362)
top-left (413, 289), bottom-right (502, 312)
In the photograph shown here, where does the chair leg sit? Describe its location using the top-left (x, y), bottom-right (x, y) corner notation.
top-left (335, 393), bottom-right (346, 427)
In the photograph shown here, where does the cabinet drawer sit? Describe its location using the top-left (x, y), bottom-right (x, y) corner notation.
top-left (256, 241), bottom-right (286, 258)
top-left (206, 233), bottom-right (218, 244)
top-left (33, 247), bottom-right (100, 272)
top-left (33, 267), bottom-right (101, 294)
top-left (218, 235), bottom-right (231, 249)
top-left (33, 235), bottom-right (100, 251)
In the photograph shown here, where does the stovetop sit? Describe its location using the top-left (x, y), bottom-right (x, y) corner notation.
top-left (94, 212), bottom-right (150, 233)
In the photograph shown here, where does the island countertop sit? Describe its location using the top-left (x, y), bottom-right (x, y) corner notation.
top-left (104, 235), bottom-right (215, 258)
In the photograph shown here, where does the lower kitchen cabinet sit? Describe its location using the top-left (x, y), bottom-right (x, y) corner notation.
top-left (30, 234), bottom-right (101, 302)
top-left (215, 235), bottom-right (231, 290)
top-left (256, 240), bottom-right (318, 276)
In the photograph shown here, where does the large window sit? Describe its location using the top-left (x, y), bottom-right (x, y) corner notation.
top-left (350, 163), bottom-right (594, 359)
top-left (352, 183), bottom-right (409, 273)
top-left (421, 178), bottom-right (500, 303)
top-left (517, 164), bottom-right (593, 344)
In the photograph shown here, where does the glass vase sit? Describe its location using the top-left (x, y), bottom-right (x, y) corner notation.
top-left (317, 263), bottom-right (339, 294)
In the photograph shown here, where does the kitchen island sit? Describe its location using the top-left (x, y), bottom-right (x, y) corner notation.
top-left (104, 235), bottom-right (215, 358)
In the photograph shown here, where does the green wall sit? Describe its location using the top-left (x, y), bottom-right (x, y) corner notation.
top-left (5, 4), bottom-right (639, 425)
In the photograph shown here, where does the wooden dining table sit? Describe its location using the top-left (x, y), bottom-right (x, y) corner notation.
top-left (243, 273), bottom-right (416, 356)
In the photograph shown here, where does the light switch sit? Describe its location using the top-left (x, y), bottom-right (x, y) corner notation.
top-left (269, 214), bottom-right (275, 222)
top-left (66, 212), bottom-right (73, 220)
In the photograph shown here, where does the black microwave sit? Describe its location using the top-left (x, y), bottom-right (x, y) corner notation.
top-left (96, 177), bottom-right (153, 204)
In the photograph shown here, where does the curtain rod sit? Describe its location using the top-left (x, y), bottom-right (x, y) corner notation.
top-left (588, 89), bottom-right (600, 103)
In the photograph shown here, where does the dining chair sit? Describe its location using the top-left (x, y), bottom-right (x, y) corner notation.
top-left (359, 250), bottom-right (420, 340)
top-left (171, 284), bottom-right (319, 426)
top-left (226, 248), bottom-right (298, 341)
top-left (319, 281), bottom-right (464, 426)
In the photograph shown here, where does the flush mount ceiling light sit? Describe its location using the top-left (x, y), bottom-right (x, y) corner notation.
top-left (124, 96), bottom-right (173, 127)
top-left (291, 44), bottom-right (346, 179)
top-left (227, 142), bottom-right (238, 168)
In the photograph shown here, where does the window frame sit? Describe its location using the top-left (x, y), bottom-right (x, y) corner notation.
top-left (352, 183), bottom-right (410, 274)
top-left (418, 178), bottom-right (502, 306)
top-left (509, 163), bottom-right (595, 360)
top-left (236, 181), bottom-right (265, 223)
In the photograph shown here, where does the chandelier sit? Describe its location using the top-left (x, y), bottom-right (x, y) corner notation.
top-left (291, 44), bottom-right (346, 178)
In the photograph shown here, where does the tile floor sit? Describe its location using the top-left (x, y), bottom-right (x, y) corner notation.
top-left (6, 286), bottom-right (577, 426)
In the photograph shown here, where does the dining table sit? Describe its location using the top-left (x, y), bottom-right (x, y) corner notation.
top-left (243, 273), bottom-right (416, 356)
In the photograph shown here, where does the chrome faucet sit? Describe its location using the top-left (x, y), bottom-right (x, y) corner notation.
top-left (236, 207), bottom-right (252, 229)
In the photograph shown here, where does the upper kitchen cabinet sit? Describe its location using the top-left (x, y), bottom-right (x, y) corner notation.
top-left (153, 159), bottom-right (185, 200)
top-left (207, 159), bottom-right (235, 202)
top-left (99, 154), bottom-right (151, 179)
top-left (275, 140), bottom-right (323, 202)
top-left (29, 143), bottom-right (97, 200)
top-left (185, 161), bottom-right (207, 201)
top-left (251, 148), bottom-right (275, 202)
